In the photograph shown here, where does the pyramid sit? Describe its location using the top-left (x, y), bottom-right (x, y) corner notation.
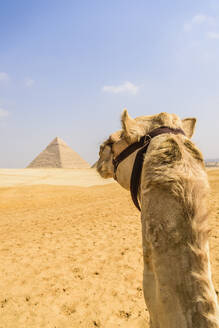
top-left (27, 137), bottom-right (90, 168)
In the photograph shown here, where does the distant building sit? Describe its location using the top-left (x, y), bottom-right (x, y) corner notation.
top-left (205, 161), bottom-right (219, 167)
top-left (27, 137), bottom-right (90, 168)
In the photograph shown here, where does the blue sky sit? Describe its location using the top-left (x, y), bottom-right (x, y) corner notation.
top-left (0, 0), bottom-right (219, 167)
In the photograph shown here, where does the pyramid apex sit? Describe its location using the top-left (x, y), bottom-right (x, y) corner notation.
top-left (52, 136), bottom-right (62, 142)
top-left (50, 136), bottom-right (66, 145)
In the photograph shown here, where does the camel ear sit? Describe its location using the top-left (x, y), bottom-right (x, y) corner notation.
top-left (182, 118), bottom-right (196, 138)
top-left (121, 109), bottom-right (145, 142)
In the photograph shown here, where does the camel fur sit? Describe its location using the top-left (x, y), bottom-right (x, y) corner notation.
top-left (97, 110), bottom-right (219, 328)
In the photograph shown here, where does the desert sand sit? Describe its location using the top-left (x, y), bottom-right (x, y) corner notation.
top-left (0, 168), bottom-right (218, 328)
top-left (0, 168), bottom-right (114, 187)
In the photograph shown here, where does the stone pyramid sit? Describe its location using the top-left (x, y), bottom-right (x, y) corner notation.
top-left (27, 137), bottom-right (90, 168)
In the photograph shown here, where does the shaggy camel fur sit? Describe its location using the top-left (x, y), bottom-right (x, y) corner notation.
top-left (97, 110), bottom-right (219, 328)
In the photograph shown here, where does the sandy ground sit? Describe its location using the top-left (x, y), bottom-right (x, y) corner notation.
top-left (0, 168), bottom-right (218, 328)
top-left (0, 169), bottom-right (114, 187)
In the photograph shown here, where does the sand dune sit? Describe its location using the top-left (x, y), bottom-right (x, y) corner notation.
top-left (0, 169), bottom-right (218, 327)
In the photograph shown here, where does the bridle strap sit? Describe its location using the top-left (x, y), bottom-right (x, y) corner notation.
top-left (130, 142), bottom-right (150, 211)
top-left (113, 126), bottom-right (185, 211)
top-left (112, 135), bottom-right (150, 177)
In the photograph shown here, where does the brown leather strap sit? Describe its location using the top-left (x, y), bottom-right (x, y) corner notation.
top-left (113, 126), bottom-right (185, 211)
top-left (112, 137), bottom-right (148, 178)
top-left (130, 126), bottom-right (185, 211)
top-left (130, 141), bottom-right (151, 210)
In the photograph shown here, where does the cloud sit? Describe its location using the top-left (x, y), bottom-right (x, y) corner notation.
top-left (192, 14), bottom-right (209, 24)
top-left (207, 32), bottom-right (219, 39)
top-left (0, 108), bottom-right (9, 118)
top-left (102, 81), bottom-right (139, 95)
top-left (25, 78), bottom-right (35, 87)
top-left (184, 14), bottom-right (215, 32)
top-left (0, 72), bottom-right (10, 82)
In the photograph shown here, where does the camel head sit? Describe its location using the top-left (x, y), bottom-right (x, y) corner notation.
top-left (97, 129), bottom-right (129, 180)
top-left (97, 109), bottom-right (196, 189)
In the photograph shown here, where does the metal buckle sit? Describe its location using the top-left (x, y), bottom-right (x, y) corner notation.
top-left (143, 134), bottom-right (151, 144)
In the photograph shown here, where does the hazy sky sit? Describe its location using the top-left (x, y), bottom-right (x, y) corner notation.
top-left (0, 0), bottom-right (219, 167)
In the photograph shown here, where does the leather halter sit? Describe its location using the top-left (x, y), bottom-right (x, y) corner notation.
top-left (112, 126), bottom-right (185, 211)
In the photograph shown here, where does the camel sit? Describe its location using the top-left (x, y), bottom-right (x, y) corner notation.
top-left (97, 110), bottom-right (219, 328)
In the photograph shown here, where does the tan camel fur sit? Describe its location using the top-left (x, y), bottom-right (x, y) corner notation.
top-left (97, 110), bottom-right (219, 328)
